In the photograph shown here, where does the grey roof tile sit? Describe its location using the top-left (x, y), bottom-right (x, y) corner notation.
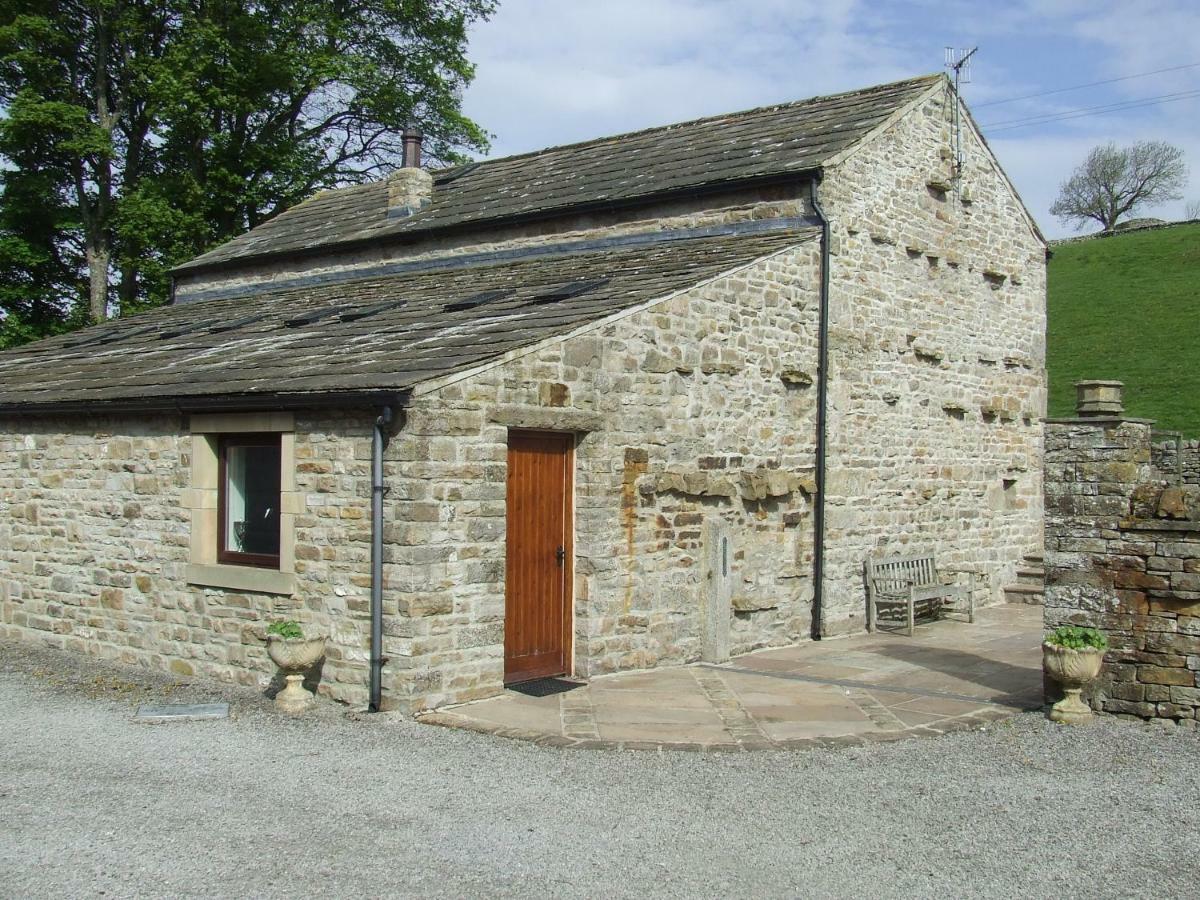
top-left (0, 228), bottom-right (814, 410)
top-left (175, 75), bottom-right (938, 274)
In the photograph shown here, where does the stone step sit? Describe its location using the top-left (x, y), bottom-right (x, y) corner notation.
top-left (1023, 553), bottom-right (1044, 567)
top-left (1016, 566), bottom-right (1045, 584)
top-left (1003, 583), bottom-right (1044, 605)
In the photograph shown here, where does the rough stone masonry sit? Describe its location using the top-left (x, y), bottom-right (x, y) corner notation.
top-left (1044, 384), bottom-right (1200, 723)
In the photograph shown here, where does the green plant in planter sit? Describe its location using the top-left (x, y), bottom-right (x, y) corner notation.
top-left (1045, 625), bottom-right (1108, 651)
top-left (1043, 625), bottom-right (1107, 724)
top-left (263, 620), bottom-right (326, 714)
top-left (266, 620), bottom-right (304, 640)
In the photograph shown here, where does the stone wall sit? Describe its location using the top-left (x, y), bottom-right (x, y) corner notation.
top-left (1153, 438), bottom-right (1200, 485)
top-left (382, 240), bottom-right (823, 710)
top-left (1044, 417), bottom-right (1200, 723)
top-left (817, 84), bottom-right (1047, 632)
top-left (0, 242), bottom-right (823, 714)
top-left (0, 411), bottom-right (381, 705)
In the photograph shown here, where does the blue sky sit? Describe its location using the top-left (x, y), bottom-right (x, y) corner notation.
top-left (460, 0), bottom-right (1200, 238)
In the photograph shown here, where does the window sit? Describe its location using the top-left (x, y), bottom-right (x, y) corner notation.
top-left (183, 413), bottom-right (299, 596)
top-left (218, 434), bottom-right (282, 568)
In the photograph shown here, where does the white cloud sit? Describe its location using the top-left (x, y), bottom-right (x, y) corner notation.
top-left (463, 0), bottom-right (912, 155)
top-left (460, 0), bottom-right (1200, 236)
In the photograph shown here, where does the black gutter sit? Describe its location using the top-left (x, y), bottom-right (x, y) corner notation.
top-left (808, 175), bottom-right (831, 641)
top-left (369, 405), bottom-right (397, 712)
top-left (0, 390), bottom-right (409, 417)
top-left (169, 169), bottom-right (819, 280)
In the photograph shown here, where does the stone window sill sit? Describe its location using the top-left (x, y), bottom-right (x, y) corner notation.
top-left (186, 563), bottom-right (296, 596)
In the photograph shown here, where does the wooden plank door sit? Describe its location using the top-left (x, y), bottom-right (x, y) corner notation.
top-left (505, 430), bottom-right (573, 684)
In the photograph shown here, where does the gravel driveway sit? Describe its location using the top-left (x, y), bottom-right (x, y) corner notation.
top-left (2, 638), bottom-right (1198, 899)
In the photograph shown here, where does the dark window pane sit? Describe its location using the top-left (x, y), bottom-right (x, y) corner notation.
top-left (224, 443), bottom-right (281, 557)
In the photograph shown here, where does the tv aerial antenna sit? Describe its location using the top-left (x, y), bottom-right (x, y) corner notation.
top-left (945, 46), bottom-right (978, 180)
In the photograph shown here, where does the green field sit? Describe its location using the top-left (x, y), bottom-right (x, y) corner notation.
top-left (1047, 222), bottom-right (1200, 437)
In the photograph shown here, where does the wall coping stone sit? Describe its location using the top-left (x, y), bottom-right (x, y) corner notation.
top-left (1117, 519), bottom-right (1200, 534)
top-left (1045, 417), bottom-right (1156, 426)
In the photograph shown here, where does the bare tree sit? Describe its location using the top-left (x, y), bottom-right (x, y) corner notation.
top-left (1050, 141), bottom-right (1188, 232)
top-left (1187, 199), bottom-right (1200, 220)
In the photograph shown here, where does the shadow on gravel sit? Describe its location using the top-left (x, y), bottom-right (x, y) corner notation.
top-left (265, 658), bottom-right (327, 700)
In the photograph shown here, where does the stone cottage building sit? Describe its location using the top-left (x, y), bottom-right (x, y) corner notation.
top-left (0, 74), bottom-right (1047, 712)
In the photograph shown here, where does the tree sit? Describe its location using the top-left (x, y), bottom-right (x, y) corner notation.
top-left (1050, 140), bottom-right (1187, 233)
top-left (1187, 199), bottom-right (1200, 221)
top-left (0, 0), bottom-right (493, 345)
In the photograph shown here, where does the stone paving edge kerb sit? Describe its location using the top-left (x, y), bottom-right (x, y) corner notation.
top-left (413, 706), bottom-right (1019, 753)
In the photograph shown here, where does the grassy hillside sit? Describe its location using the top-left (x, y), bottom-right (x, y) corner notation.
top-left (1047, 222), bottom-right (1200, 437)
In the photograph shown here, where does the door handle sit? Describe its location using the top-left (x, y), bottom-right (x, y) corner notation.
top-left (555, 545), bottom-right (566, 567)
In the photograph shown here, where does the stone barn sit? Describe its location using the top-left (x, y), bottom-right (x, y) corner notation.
top-left (0, 74), bottom-right (1046, 712)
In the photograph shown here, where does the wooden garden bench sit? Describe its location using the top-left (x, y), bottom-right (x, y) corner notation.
top-left (865, 553), bottom-right (978, 636)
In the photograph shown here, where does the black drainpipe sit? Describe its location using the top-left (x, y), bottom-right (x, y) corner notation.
top-left (369, 405), bottom-right (394, 712)
top-left (809, 175), bottom-right (831, 641)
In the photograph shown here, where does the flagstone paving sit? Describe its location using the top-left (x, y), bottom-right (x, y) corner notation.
top-left (418, 603), bottom-right (1044, 750)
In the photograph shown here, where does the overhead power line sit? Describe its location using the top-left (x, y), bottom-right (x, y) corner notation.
top-left (974, 61), bottom-right (1200, 108)
top-left (982, 88), bottom-right (1200, 133)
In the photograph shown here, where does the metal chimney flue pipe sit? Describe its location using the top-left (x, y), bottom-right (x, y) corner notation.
top-left (402, 125), bottom-right (423, 169)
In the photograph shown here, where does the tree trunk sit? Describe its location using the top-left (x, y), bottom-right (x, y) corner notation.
top-left (86, 244), bottom-right (110, 322)
top-left (117, 261), bottom-right (137, 314)
top-left (85, 4), bottom-right (115, 323)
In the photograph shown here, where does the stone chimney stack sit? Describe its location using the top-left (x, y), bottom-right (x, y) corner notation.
top-left (387, 125), bottom-right (432, 219)
top-left (1075, 380), bottom-right (1124, 417)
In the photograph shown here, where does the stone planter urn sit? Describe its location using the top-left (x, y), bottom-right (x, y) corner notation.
top-left (264, 631), bottom-right (327, 714)
top-left (1042, 643), bottom-right (1104, 725)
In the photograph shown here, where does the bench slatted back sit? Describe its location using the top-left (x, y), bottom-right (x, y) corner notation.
top-left (867, 553), bottom-right (939, 596)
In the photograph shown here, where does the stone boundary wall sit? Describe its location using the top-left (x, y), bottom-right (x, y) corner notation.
top-left (1152, 438), bottom-right (1200, 485)
top-left (1044, 417), bottom-right (1200, 723)
top-left (1047, 218), bottom-right (1199, 248)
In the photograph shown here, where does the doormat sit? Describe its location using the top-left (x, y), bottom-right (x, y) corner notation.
top-left (508, 677), bottom-right (585, 697)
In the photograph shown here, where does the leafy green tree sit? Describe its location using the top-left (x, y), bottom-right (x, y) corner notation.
top-left (0, 0), bottom-right (493, 346)
top-left (0, 109), bottom-right (89, 346)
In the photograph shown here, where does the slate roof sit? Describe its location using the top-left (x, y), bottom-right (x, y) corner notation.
top-left (0, 228), bottom-right (813, 411)
top-left (174, 75), bottom-right (940, 275)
